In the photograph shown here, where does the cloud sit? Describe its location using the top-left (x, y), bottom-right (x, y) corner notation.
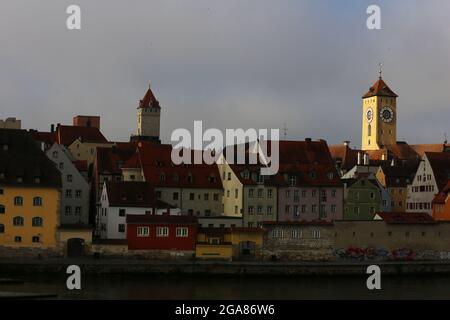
top-left (0, 0), bottom-right (449, 147)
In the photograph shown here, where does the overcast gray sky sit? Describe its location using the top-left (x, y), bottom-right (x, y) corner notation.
top-left (1, 0), bottom-right (450, 148)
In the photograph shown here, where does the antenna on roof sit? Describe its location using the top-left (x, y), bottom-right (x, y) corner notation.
top-left (282, 123), bottom-right (288, 140)
top-left (148, 82), bottom-right (151, 89)
top-left (444, 133), bottom-right (448, 144)
top-left (378, 62), bottom-right (383, 79)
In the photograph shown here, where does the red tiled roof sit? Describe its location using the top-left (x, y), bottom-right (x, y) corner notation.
top-left (139, 86), bottom-right (160, 109)
top-left (106, 181), bottom-right (172, 208)
top-left (96, 142), bottom-right (138, 175)
top-left (411, 144), bottom-right (450, 157)
top-left (380, 164), bottom-right (416, 188)
top-left (30, 131), bottom-right (57, 145)
top-left (138, 142), bottom-right (223, 189)
top-left (122, 151), bottom-right (141, 169)
top-left (375, 212), bottom-right (436, 224)
top-left (329, 144), bottom-right (361, 171)
top-left (126, 214), bottom-right (198, 224)
top-left (56, 125), bottom-right (108, 146)
top-left (362, 78), bottom-right (398, 98)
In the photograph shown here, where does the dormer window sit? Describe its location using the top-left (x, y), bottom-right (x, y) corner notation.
top-left (243, 171), bottom-right (250, 180)
top-left (160, 173), bottom-right (166, 182)
top-left (256, 174), bottom-right (264, 184)
top-left (34, 176), bottom-right (41, 184)
top-left (187, 173), bottom-right (193, 183)
top-left (327, 172), bottom-right (334, 180)
top-left (289, 175), bottom-right (297, 187)
top-left (173, 174), bottom-right (179, 182)
top-left (209, 175), bottom-right (216, 184)
top-left (309, 171), bottom-right (316, 179)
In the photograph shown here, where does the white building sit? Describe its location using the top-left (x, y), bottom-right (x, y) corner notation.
top-left (98, 181), bottom-right (180, 239)
top-left (407, 152), bottom-right (450, 215)
top-left (46, 143), bottom-right (90, 225)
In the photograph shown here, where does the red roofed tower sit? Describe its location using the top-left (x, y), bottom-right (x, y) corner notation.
top-left (131, 83), bottom-right (161, 143)
top-left (361, 66), bottom-right (398, 151)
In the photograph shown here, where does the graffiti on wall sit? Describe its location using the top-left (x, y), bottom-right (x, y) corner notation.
top-left (334, 247), bottom-right (415, 261)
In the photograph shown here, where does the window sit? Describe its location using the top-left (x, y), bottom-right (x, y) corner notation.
top-left (205, 210), bottom-right (211, 217)
top-left (248, 206), bottom-right (254, 214)
top-left (119, 209), bottom-right (126, 217)
top-left (157, 226), bottom-right (169, 237)
top-left (257, 189), bottom-right (263, 198)
top-left (227, 172), bottom-right (231, 181)
top-left (272, 229), bottom-right (283, 238)
top-left (331, 205), bottom-right (337, 213)
top-left (249, 189), bottom-right (254, 198)
top-left (14, 236), bottom-right (22, 243)
top-left (118, 224), bottom-right (125, 233)
top-left (13, 216), bottom-right (24, 226)
top-left (213, 193), bottom-right (219, 201)
top-left (0, 204), bottom-right (4, 214)
top-left (234, 189), bottom-right (238, 198)
top-left (289, 176), bottom-right (296, 186)
top-left (189, 193), bottom-right (195, 200)
top-left (327, 172), bottom-right (334, 180)
top-left (292, 229), bottom-right (301, 238)
top-left (173, 192), bottom-right (179, 200)
top-left (75, 190), bottom-right (82, 198)
top-left (137, 227), bottom-right (149, 237)
top-left (293, 205), bottom-right (299, 216)
top-left (285, 190), bottom-right (290, 198)
top-left (14, 196), bottom-right (23, 206)
top-left (234, 206), bottom-right (238, 214)
top-left (65, 189), bottom-right (72, 198)
top-left (312, 229), bottom-right (321, 239)
top-left (0, 224), bottom-right (4, 233)
top-left (65, 206), bottom-right (72, 215)
top-left (176, 227), bottom-right (189, 237)
top-left (257, 174), bottom-right (264, 184)
top-left (370, 192), bottom-right (375, 199)
top-left (156, 191), bottom-right (162, 199)
top-left (301, 205), bottom-right (307, 213)
top-left (257, 206), bottom-right (263, 215)
top-left (312, 205), bottom-right (317, 213)
top-left (368, 124), bottom-right (372, 136)
top-left (285, 205), bottom-right (290, 213)
top-left (160, 173), bottom-right (166, 182)
top-left (267, 189), bottom-right (273, 198)
top-left (301, 190), bottom-right (307, 197)
top-left (32, 236), bottom-right (40, 243)
top-left (294, 190), bottom-right (299, 201)
top-left (33, 197), bottom-right (42, 206)
top-left (312, 190), bottom-right (317, 197)
top-left (67, 175), bottom-right (73, 182)
top-left (32, 217), bottom-right (43, 227)
top-left (75, 207), bottom-right (82, 215)
top-left (59, 162), bottom-right (64, 170)
top-left (52, 151), bottom-right (58, 158)
top-left (204, 193), bottom-right (209, 201)
top-left (267, 206), bottom-right (273, 214)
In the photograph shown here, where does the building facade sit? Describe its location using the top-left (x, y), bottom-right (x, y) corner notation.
top-left (46, 143), bottom-right (90, 225)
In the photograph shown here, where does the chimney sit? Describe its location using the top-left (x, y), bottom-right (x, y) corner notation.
top-left (50, 124), bottom-right (55, 133)
top-left (363, 153), bottom-right (369, 166)
top-left (305, 138), bottom-right (312, 143)
top-left (343, 140), bottom-right (350, 147)
top-left (357, 152), bottom-right (362, 165)
top-left (391, 158), bottom-right (396, 167)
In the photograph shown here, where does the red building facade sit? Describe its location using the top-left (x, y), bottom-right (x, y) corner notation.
top-left (126, 215), bottom-right (198, 251)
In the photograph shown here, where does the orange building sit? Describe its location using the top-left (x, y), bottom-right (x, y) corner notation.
top-left (432, 180), bottom-right (450, 220)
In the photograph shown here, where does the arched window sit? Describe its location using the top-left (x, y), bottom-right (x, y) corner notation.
top-left (13, 216), bottom-right (24, 226)
top-left (0, 204), bottom-right (4, 214)
top-left (0, 224), bottom-right (4, 233)
top-left (32, 217), bottom-right (43, 227)
top-left (368, 124), bottom-right (372, 137)
top-left (33, 197), bottom-right (43, 206)
top-left (14, 196), bottom-right (23, 206)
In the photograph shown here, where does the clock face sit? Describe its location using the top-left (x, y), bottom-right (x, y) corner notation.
top-left (380, 106), bottom-right (394, 123)
top-left (366, 108), bottom-right (374, 123)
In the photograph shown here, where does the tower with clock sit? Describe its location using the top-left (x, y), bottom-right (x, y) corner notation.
top-left (361, 69), bottom-right (398, 151)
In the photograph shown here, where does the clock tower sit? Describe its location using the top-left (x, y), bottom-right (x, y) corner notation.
top-left (361, 72), bottom-right (398, 150)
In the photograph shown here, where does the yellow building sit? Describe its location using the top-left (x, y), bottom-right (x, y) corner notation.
top-left (361, 73), bottom-right (398, 151)
top-left (0, 129), bottom-right (62, 252)
top-left (196, 227), bottom-right (265, 260)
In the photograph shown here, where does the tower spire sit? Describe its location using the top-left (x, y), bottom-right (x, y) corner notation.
top-left (378, 62), bottom-right (383, 79)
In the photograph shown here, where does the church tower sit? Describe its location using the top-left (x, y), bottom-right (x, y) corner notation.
top-left (361, 69), bottom-right (398, 150)
top-left (132, 84), bottom-right (161, 143)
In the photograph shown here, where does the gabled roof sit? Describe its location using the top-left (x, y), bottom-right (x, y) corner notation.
top-left (30, 130), bottom-right (57, 146)
top-left (329, 144), bottom-right (361, 172)
top-left (56, 125), bottom-right (108, 146)
top-left (96, 142), bottom-right (138, 175)
top-left (126, 214), bottom-right (197, 224)
top-left (105, 181), bottom-right (173, 208)
top-left (0, 129), bottom-right (61, 188)
top-left (374, 212), bottom-right (436, 224)
top-left (138, 142), bottom-right (223, 189)
top-left (411, 144), bottom-right (450, 157)
top-left (425, 152), bottom-right (450, 191)
top-left (362, 78), bottom-right (398, 98)
top-left (139, 86), bottom-right (160, 109)
top-left (262, 220), bottom-right (334, 226)
top-left (380, 163), bottom-right (417, 188)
